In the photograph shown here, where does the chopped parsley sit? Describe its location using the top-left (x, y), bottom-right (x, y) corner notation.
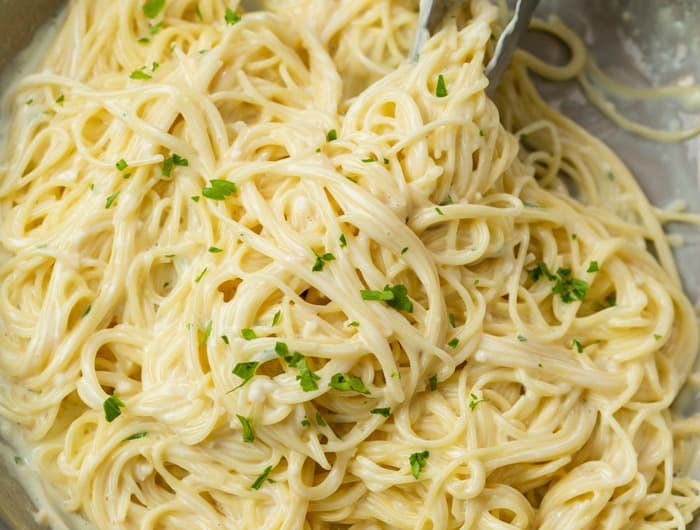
top-left (587, 261), bottom-right (599, 273)
top-left (198, 320), bottom-right (212, 344)
top-left (329, 373), bottom-right (370, 395)
top-left (124, 431), bottom-right (148, 441)
top-left (428, 375), bottom-right (438, 391)
top-left (447, 338), bottom-right (459, 348)
top-left (225, 7), bottom-right (241, 24)
top-left (202, 179), bottom-right (237, 200)
top-left (195, 4), bottom-right (203, 21)
top-left (149, 22), bottom-right (164, 35)
top-left (56, 94), bottom-right (65, 104)
top-left (208, 246), bottom-right (222, 253)
top-left (654, 333), bottom-right (663, 341)
top-left (401, 247), bottom-right (408, 255)
top-left (105, 191), bottom-right (120, 209)
top-left (362, 157), bottom-right (377, 163)
top-left (272, 310), bottom-right (281, 326)
top-left (528, 261), bottom-right (556, 282)
top-left (348, 321), bottom-right (359, 327)
top-left (232, 361), bottom-right (259, 388)
top-left (435, 74), bottom-right (448, 97)
top-left (517, 334), bottom-right (527, 342)
top-left (468, 393), bottom-right (484, 411)
top-left (572, 338), bottom-right (583, 353)
top-left (301, 418), bottom-right (311, 427)
top-left (528, 262), bottom-right (589, 303)
top-left (103, 395), bottom-right (125, 422)
top-left (116, 159), bottom-right (128, 171)
top-left (604, 293), bottom-right (617, 307)
top-left (130, 68), bottom-right (152, 80)
top-left (360, 284), bottom-right (413, 313)
top-left (143, 0), bottom-right (165, 18)
top-left (162, 153), bottom-right (189, 177)
top-left (151, 61), bottom-right (160, 72)
top-left (296, 359), bottom-right (320, 392)
top-left (274, 342), bottom-right (302, 366)
top-left (138, 37), bottom-right (150, 44)
top-left (25, 98), bottom-right (33, 105)
top-left (195, 267), bottom-right (208, 283)
top-left (241, 328), bottom-right (257, 340)
top-left (339, 234), bottom-right (347, 247)
top-left (435, 207), bottom-right (444, 216)
top-left (81, 304), bottom-right (92, 318)
top-left (552, 268), bottom-right (589, 303)
top-left (237, 415), bottom-right (255, 443)
top-left (371, 407), bottom-right (391, 417)
top-left (326, 129), bottom-right (337, 142)
top-left (221, 335), bottom-right (230, 345)
top-left (409, 450), bottom-right (429, 479)
top-left (448, 313), bottom-right (456, 328)
top-left (479, 129), bottom-right (484, 137)
top-left (315, 412), bottom-right (326, 427)
top-left (312, 250), bottom-right (336, 272)
top-left (250, 465), bottom-right (272, 490)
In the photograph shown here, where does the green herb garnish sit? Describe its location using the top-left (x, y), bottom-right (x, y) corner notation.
top-left (232, 361), bottom-right (259, 388)
top-left (370, 407), bottom-right (391, 417)
top-left (103, 395), bottom-right (125, 422)
top-left (124, 431), bottom-right (148, 441)
top-left (428, 375), bottom-right (437, 391)
top-left (143, 0), bottom-right (165, 18)
top-left (296, 359), bottom-right (320, 392)
top-left (237, 415), bottom-right (255, 442)
top-left (329, 373), bottom-right (370, 395)
top-left (360, 284), bottom-right (413, 313)
top-left (250, 465), bottom-right (272, 490)
top-left (326, 129), bottom-right (337, 142)
top-left (116, 159), bottom-right (128, 171)
top-left (225, 7), bottom-right (241, 24)
top-left (572, 338), bottom-right (583, 353)
top-left (202, 179), bottom-right (237, 200)
top-left (199, 321), bottom-right (212, 344)
top-left (130, 68), bottom-right (152, 80)
top-left (241, 328), bottom-right (256, 340)
top-left (409, 450), bottom-right (429, 479)
top-left (435, 74), bottom-right (448, 97)
top-left (105, 191), bottom-right (120, 209)
top-left (312, 250), bottom-right (336, 272)
top-left (587, 261), bottom-right (599, 273)
top-left (447, 338), bottom-right (459, 348)
top-left (468, 393), bottom-right (484, 411)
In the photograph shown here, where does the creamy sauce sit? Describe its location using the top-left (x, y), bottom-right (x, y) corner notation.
top-left (0, 8), bottom-right (94, 530)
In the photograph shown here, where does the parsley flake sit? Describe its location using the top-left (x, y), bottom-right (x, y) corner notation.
top-left (232, 361), bottom-right (259, 388)
top-left (301, 418), bottom-right (311, 427)
top-left (195, 267), bottom-right (208, 283)
top-left (143, 0), bottom-right (165, 18)
top-left (225, 7), bottom-right (241, 24)
top-left (436, 74), bottom-right (448, 97)
top-left (271, 310), bottom-right (281, 326)
top-left (339, 234), bottom-right (347, 247)
top-left (130, 68), bottom-right (152, 80)
top-left (587, 261), bottom-right (599, 273)
top-left (81, 304), bottom-right (92, 318)
top-left (517, 334), bottom-right (527, 342)
top-left (208, 246), bottom-right (222, 253)
top-left (552, 268), bottom-right (589, 303)
top-left (202, 179), bottom-right (237, 200)
top-left (448, 313), bottom-right (456, 328)
top-left (221, 335), bottom-right (230, 345)
top-left (124, 431), bottom-right (147, 441)
top-left (428, 375), bottom-right (437, 391)
top-left (103, 395), bottom-right (125, 422)
top-left (105, 191), bottom-right (120, 209)
top-left (329, 373), bottom-right (370, 395)
top-left (447, 337), bottom-right (459, 348)
top-left (315, 412), bottom-right (326, 427)
top-left (469, 393), bottom-right (484, 410)
top-left (199, 320), bottom-right (212, 345)
top-left (572, 339), bottom-right (583, 353)
top-left (409, 450), bottom-right (429, 479)
top-left (296, 359), bottom-right (320, 392)
top-left (116, 159), bottom-right (128, 171)
top-left (371, 407), bottom-right (391, 417)
top-left (360, 284), bottom-right (413, 313)
top-left (312, 250), bottom-right (336, 272)
top-left (326, 129), bottom-right (337, 142)
top-left (241, 328), bottom-right (256, 340)
top-left (250, 465), bottom-right (272, 490)
top-left (56, 94), bottom-right (65, 104)
top-left (237, 415), bottom-right (255, 443)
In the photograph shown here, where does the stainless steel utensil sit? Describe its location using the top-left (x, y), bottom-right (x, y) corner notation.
top-left (410, 0), bottom-right (540, 93)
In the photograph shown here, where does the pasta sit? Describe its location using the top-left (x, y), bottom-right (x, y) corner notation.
top-left (0, 0), bottom-right (698, 529)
